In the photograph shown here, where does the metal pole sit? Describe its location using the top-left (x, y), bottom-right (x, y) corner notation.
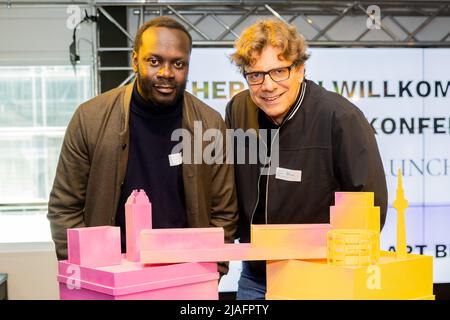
top-left (441, 30), bottom-right (450, 42)
top-left (98, 47), bottom-right (133, 52)
top-left (91, 6), bottom-right (99, 96)
top-left (264, 4), bottom-right (288, 23)
top-left (190, 40), bottom-right (450, 47)
top-left (186, 14), bottom-right (208, 33)
top-left (119, 72), bottom-right (136, 87)
top-left (406, 4), bottom-right (448, 41)
top-left (0, 1), bottom-right (89, 7)
top-left (312, 2), bottom-right (355, 41)
top-left (139, 5), bottom-right (144, 26)
top-left (389, 16), bottom-right (418, 42)
top-left (210, 14), bottom-right (239, 39)
top-left (99, 67), bottom-right (133, 71)
top-left (167, 5), bottom-right (211, 40)
top-left (98, 6), bottom-right (134, 42)
top-left (217, 7), bottom-right (257, 40)
top-left (298, 14), bottom-right (332, 41)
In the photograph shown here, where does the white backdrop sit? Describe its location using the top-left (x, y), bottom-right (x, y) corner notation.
top-left (187, 48), bottom-right (450, 289)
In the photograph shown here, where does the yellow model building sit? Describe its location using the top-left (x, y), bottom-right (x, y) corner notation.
top-left (266, 171), bottom-right (434, 300)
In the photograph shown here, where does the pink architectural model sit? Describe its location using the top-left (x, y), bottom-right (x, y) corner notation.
top-left (58, 189), bottom-right (219, 300)
top-left (58, 182), bottom-right (433, 300)
top-left (125, 190), bottom-right (152, 262)
top-left (67, 226), bottom-right (121, 267)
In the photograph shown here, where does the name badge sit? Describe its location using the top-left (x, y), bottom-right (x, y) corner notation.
top-left (275, 167), bottom-right (302, 182)
top-left (168, 152), bottom-right (183, 167)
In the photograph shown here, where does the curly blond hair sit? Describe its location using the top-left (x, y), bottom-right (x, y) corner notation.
top-left (230, 19), bottom-right (310, 73)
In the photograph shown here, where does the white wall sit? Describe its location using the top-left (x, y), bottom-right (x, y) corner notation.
top-left (0, 5), bottom-right (82, 299)
top-left (0, 242), bottom-right (59, 300)
top-left (0, 6), bottom-right (94, 65)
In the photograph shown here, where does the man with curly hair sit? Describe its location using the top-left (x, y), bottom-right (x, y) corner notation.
top-left (226, 19), bottom-right (388, 299)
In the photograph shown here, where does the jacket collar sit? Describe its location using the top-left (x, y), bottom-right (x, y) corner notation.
top-left (121, 79), bottom-right (134, 135)
top-left (244, 80), bottom-right (307, 135)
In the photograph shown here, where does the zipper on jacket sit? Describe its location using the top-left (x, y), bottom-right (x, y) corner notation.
top-left (259, 81), bottom-right (307, 225)
top-left (264, 128), bottom-right (281, 224)
top-left (250, 138), bottom-right (267, 225)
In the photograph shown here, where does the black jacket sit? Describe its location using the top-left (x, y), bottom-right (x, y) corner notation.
top-left (225, 80), bottom-right (388, 244)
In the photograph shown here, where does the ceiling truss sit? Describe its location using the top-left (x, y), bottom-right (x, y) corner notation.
top-left (2, 0), bottom-right (449, 92)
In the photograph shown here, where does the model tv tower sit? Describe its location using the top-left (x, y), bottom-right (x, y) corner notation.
top-left (393, 169), bottom-right (408, 259)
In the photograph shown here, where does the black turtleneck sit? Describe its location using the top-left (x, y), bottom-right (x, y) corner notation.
top-left (115, 83), bottom-right (186, 253)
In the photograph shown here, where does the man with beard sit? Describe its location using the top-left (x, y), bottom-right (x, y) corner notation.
top-left (48, 17), bottom-right (238, 275)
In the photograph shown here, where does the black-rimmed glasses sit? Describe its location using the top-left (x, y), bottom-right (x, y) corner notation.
top-left (243, 63), bottom-right (297, 86)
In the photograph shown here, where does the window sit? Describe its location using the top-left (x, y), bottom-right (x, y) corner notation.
top-left (0, 66), bottom-right (92, 242)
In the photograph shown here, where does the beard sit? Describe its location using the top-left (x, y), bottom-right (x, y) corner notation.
top-left (136, 71), bottom-right (186, 108)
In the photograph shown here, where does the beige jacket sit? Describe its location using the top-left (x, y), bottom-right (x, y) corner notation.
top-left (48, 82), bottom-right (238, 274)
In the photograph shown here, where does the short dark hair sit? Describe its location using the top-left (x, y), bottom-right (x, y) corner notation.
top-left (133, 16), bottom-right (193, 53)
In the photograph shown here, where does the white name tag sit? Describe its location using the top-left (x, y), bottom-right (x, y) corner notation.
top-left (275, 167), bottom-right (302, 182)
top-left (168, 152), bottom-right (183, 167)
